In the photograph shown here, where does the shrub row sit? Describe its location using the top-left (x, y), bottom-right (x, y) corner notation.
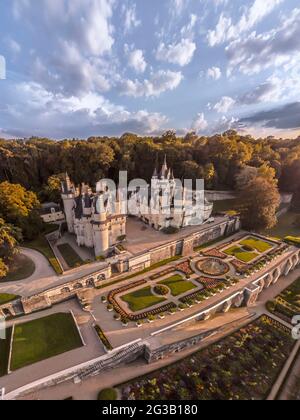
top-left (94, 324), bottom-right (113, 351)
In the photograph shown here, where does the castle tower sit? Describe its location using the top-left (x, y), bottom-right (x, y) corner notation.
top-left (61, 173), bottom-right (75, 233)
top-left (92, 194), bottom-right (109, 257)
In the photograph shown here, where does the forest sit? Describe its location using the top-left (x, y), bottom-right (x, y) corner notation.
top-left (0, 130), bottom-right (300, 278)
top-left (0, 130), bottom-right (299, 194)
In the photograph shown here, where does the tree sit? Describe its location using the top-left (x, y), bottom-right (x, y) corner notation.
top-left (235, 166), bottom-right (258, 190)
top-left (0, 218), bottom-right (22, 278)
top-left (291, 185), bottom-right (300, 212)
top-left (0, 182), bottom-right (41, 240)
top-left (41, 173), bottom-right (66, 203)
top-left (238, 176), bottom-right (280, 231)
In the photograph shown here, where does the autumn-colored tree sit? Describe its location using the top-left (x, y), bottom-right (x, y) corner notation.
top-left (238, 176), bottom-right (280, 231)
top-left (0, 218), bottom-right (22, 278)
top-left (0, 182), bottom-right (42, 240)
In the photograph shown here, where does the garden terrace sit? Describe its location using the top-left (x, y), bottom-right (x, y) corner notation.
top-left (107, 280), bottom-right (177, 321)
top-left (267, 276), bottom-right (300, 324)
top-left (158, 275), bottom-right (197, 297)
top-left (119, 316), bottom-right (295, 400)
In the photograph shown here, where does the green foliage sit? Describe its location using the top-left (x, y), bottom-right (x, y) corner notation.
top-left (10, 313), bottom-right (83, 371)
top-left (1, 133), bottom-right (299, 195)
top-left (98, 388), bottom-right (118, 401)
top-left (57, 243), bottom-right (84, 268)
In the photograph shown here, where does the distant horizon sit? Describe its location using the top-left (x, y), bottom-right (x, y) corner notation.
top-left (1, 1), bottom-right (300, 140)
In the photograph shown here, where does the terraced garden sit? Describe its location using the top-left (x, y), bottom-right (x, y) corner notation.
top-left (267, 276), bottom-right (300, 324)
top-left (120, 316), bottom-right (295, 400)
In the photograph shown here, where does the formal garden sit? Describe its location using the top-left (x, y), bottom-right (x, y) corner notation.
top-left (267, 277), bottom-right (300, 324)
top-left (6, 313), bottom-right (83, 372)
top-left (119, 316), bottom-right (295, 400)
top-left (158, 274), bottom-right (197, 297)
top-left (223, 236), bottom-right (275, 263)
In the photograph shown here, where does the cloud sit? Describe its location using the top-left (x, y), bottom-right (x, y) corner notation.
top-left (191, 113), bottom-right (208, 133)
top-left (125, 45), bottom-right (147, 73)
top-left (0, 82), bottom-right (168, 138)
top-left (208, 0), bottom-right (283, 47)
top-left (240, 102), bottom-right (300, 130)
top-left (119, 70), bottom-right (183, 98)
top-left (156, 38), bottom-right (196, 67)
top-left (180, 14), bottom-right (198, 38)
top-left (122, 2), bottom-right (141, 33)
top-left (213, 96), bottom-right (235, 113)
top-left (11, 0), bottom-right (116, 96)
top-left (207, 67), bottom-right (222, 80)
top-left (226, 8), bottom-right (300, 75)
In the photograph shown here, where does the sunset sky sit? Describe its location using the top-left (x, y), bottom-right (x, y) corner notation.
top-left (0, 0), bottom-right (300, 139)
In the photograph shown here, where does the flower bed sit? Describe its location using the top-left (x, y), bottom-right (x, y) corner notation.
top-left (175, 260), bottom-right (194, 276)
top-left (201, 248), bottom-right (227, 259)
top-left (267, 276), bottom-right (300, 324)
top-left (150, 268), bottom-right (174, 280)
top-left (108, 279), bottom-right (176, 321)
top-left (196, 258), bottom-right (230, 276)
top-left (94, 325), bottom-right (113, 352)
top-left (197, 277), bottom-right (227, 289)
top-left (119, 316), bottom-right (295, 400)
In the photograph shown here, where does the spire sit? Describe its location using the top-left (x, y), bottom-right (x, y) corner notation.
top-left (160, 154), bottom-right (168, 179)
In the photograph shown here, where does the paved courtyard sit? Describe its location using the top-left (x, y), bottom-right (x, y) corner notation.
top-left (124, 216), bottom-right (228, 254)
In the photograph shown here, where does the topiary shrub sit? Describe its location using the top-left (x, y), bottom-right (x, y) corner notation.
top-left (98, 388), bottom-right (118, 401)
top-left (154, 285), bottom-right (169, 296)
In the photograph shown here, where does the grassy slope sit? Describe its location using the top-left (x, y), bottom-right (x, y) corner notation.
top-left (121, 287), bottom-right (166, 312)
top-left (57, 243), bottom-right (83, 268)
top-left (10, 313), bottom-right (83, 371)
top-left (0, 294), bottom-right (19, 305)
top-left (1, 254), bottom-right (35, 283)
top-left (24, 225), bottom-right (62, 274)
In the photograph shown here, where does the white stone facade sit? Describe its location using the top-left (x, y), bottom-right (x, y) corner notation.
top-left (61, 174), bottom-right (126, 257)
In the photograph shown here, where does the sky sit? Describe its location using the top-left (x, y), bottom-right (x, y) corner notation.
top-left (0, 0), bottom-right (300, 140)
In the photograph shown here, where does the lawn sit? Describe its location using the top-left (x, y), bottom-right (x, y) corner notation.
top-left (0, 327), bottom-right (12, 377)
top-left (159, 275), bottom-right (197, 297)
top-left (121, 287), bottom-right (166, 312)
top-left (267, 277), bottom-right (300, 324)
top-left (25, 227), bottom-right (62, 275)
top-left (0, 293), bottom-right (19, 305)
top-left (1, 254), bottom-right (35, 283)
top-left (10, 313), bottom-right (83, 371)
top-left (264, 211), bottom-right (300, 239)
top-left (120, 316), bottom-right (295, 400)
top-left (240, 237), bottom-right (273, 253)
top-left (57, 243), bottom-right (83, 268)
top-left (224, 245), bottom-right (258, 263)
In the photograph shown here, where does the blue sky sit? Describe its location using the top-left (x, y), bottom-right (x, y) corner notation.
top-left (0, 0), bottom-right (300, 139)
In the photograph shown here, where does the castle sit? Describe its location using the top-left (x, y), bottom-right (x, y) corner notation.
top-left (61, 157), bottom-right (213, 257)
top-left (61, 174), bottom-right (127, 258)
top-left (129, 156), bottom-right (213, 231)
